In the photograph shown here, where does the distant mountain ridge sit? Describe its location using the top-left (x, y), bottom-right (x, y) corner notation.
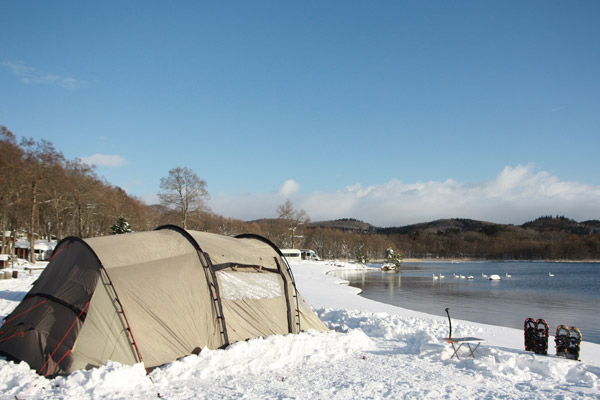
top-left (309, 216), bottom-right (600, 236)
top-left (249, 216), bottom-right (600, 260)
top-left (521, 216), bottom-right (600, 235)
top-left (309, 218), bottom-right (376, 232)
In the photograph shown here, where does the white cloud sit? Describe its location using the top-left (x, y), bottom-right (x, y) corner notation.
top-left (209, 165), bottom-right (600, 226)
top-left (139, 192), bottom-right (159, 205)
top-left (277, 179), bottom-right (300, 197)
top-left (81, 153), bottom-right (126, 167)
top-left (1, 60), bottom-right (87, 89)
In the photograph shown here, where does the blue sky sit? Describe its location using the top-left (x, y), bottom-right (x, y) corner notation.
top-left (2, 1), bottom-right (599, 226)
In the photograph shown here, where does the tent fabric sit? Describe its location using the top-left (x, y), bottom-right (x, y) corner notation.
top-left (70, 269), bottom-right (140, 372)
top-left (0, 227), bottom-right (327, 376)
top-left (0, 238), bottom-right (100, 376)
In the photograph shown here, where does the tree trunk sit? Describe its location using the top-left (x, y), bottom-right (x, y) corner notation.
top-left (54, 201), bottom-right (62, 240)
top-left (10, 226), bottom-right (16, 268)
top-left (29, 181), bottom-right (37, 263)
top-left (0, 216), bottom-right (5, 254)
top-left (77, 205), bottom-right (82, 237)
top-left (181, 201), bottom-right (188, 230)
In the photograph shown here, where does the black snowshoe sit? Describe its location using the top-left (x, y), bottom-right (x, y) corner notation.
top-left (566, 326), bottom-right (582, 360)
top-left (524, 318), bottom-right (536, 352)
top-left (555, 325), bottom-right (569, 357)
top-left (534, 319), bottom-right (549, 355)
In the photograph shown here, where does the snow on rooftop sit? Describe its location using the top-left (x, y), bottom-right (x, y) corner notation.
top-left (14, 239), bottom-right (57, 250)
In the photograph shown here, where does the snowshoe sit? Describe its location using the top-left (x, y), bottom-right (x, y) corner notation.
top-left (534, 319), bottom-right (549, 355)
top-left (566, 326), bottom-right (581, 360)
top-left (555, 325), bottom-right (569, 357)
top-left (524, 318), bottom-right (536, 352)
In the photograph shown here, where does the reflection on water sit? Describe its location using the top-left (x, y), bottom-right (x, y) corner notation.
top-left (331, 261), bottom-right (600, 344)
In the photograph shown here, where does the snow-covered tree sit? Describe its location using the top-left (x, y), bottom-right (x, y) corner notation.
top-left (355, 248), bottom-right (369, 265)
top-left (383, 247), bottom-right (402, 269)
top-left (352, 242), bottom-right (369, 264)
top-left (110, 216), bottom-right (132, 235)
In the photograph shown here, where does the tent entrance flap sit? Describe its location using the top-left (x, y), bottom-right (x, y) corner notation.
top-left (0, 237), bottom-right (102, 376)
top-left (71, 268), bottom-right (141, 371)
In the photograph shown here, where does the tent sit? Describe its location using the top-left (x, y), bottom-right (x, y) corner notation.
top-left (0, 226), bottom-right (327, 377)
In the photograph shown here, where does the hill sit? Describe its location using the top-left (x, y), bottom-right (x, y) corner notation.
top-left (300, 216), bottom-right (600, 261)
top-left (311, 216), bottom-right (600, 237)
top-left (522, 216), bottom-right (600, 235)
top-left (309, 218), bottom-right (376, 232)
top-left (376, 218), bottom-right (498, 235)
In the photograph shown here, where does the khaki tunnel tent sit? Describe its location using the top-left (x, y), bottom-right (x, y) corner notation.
top-left (0, 226), bottom-right (327, 377)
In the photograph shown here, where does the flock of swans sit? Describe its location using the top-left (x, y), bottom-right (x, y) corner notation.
top-left (432, 272), bottom-right (502, 280)
top-left (432, 271), bottom-right (556, 280)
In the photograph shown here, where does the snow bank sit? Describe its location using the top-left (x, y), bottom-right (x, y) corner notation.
top-left (0, 260), bottom-right (599, 399)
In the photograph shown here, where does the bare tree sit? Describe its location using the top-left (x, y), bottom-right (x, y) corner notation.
top-left (276, 199), bottom-right (310, 248)
top-left (158, 167), bottom-right (209, 229)
top-left (0, 127), bottom-right (24, 257)
top-left (61, 160), bottom-right (100, 237)
top-left (20, 138), bottom-right (64, 262)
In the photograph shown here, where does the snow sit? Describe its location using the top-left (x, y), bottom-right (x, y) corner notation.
top-left (14, 239), bottom-right (56, 251)
top-left (218, 271), bottom-right (282, 300)
top-left (1, 259), bottom-right (599, 399)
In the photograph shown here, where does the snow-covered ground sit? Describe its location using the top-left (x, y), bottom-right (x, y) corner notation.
top-left (1, 259), bottom-right (599, 399)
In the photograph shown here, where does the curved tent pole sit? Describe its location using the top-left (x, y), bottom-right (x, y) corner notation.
top-left (64, 238), bottom-right (145, 365)
top-left (273, 256), bottom-right (295, 333)
top-left (235, 233), bottom-right (302, 333)
top-left (234, 233), bottom-right (299, 288)
top-left (155, 225), bottom-right (229, 346)
top-left (44, 237), bottom-right (145, 374)
top-left (55, 239), bottom-right (161, 394)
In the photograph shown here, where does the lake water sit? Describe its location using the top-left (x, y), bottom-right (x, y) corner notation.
top-left (331, 261), bottom-right (600, 344)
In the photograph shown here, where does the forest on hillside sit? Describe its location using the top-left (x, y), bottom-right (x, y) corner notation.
top-left (306, 217), bottom-right (600, 261)
top-left (2, 126), bottom-right (599, 262)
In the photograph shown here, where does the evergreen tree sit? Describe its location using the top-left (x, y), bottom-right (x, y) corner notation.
top-left (110, 216), bottom-right (132, 235)
top-left (384, 248), bottom-right (402, 269)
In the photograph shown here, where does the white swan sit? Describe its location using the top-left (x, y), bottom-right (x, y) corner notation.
top-left (506, 273), bottom-right (512, 278)
top-left (433, 274), bottom-right (439, 280)
top-left (549, 272), bottom-right (554, 277)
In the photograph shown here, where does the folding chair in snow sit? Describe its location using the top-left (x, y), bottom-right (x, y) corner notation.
top-left (442, 308), bottom-right (486, 359)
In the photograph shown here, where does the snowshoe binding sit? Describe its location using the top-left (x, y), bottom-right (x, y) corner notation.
top-left (566, 326), bottom-right (582, 360)
top-left (524, 318), bottom-right (536, 352)
top-left (534, 319), bottom-right (549, 355)
top-left (555, 325), bottom-right (569, 357)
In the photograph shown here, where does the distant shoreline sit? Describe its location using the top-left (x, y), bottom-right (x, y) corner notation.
top-left (400, 258), bottom-right (600, 263)
top-left (331, 258), bottom-right (600, 264)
